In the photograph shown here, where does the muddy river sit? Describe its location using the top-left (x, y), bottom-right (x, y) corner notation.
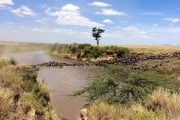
top-left (3, 51), bottom-right (90, 120)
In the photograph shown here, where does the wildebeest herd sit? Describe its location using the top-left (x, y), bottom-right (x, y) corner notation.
top-left (34, 51), bottom-right (180, 71)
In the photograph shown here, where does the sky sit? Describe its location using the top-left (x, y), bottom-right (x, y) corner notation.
top-left (0, 0), bottom-right (180, 45)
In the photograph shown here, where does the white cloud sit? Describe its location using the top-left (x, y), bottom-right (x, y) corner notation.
top-left (102, 19), bottom-right (113, 24)
top-left (88, 1), bottom-right (111, 7)
top-left (61, 3), bottom-right (79, 11)
top-left (164, 18), bottom-right (179, 23)
top-left (103, 26), bottom-right (180, 44)
top-left (104, 26), bottom-right (149, 42)
top-left (153, 24), bottom-right (158, 27)
top-left (11, 5), bottom-right (37, 17)
top-left (1, 25), bottom-right (180, 45)
top-left (0, 0), bottom-right (14, 7)
top-left (96, 8), bottom-right (127, 16)
top-left (46, 4), bottom-right (103, 27)
top-left (31, 27), bottom-right (91, 42)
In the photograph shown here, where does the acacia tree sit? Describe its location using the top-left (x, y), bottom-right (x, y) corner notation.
top-left (92, 27), bottom-right (105, 47)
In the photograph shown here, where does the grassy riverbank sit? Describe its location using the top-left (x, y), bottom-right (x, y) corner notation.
top-left (0, 59), bottom-right (60, 120)
top-left (74, 46), bottom-right (180, 120)
top-left (48, 43), bottom-right (130, 61)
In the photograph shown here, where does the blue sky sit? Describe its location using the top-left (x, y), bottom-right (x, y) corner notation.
top-left (0, 0), bottom-right (180, 45)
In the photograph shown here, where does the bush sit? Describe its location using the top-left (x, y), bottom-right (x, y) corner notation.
top-left (48, 44), bottom-right (130, 60)
top-left (16, 65), bottom-right (39, 83)
top-left (74, 65), bottom-right (180, 104)
top-left (70, 45), bottom-right (79, 54)
top-left (82, 47), bottom-right (102, 59)
top-left (10, 57), bottom-right (17, 65)
top-left (116, 47), bottom-right (130, 57)
top-left (74, 65), bottom-right (158, 104)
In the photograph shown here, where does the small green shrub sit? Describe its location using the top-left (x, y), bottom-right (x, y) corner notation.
top-left (70, 45), bottom-right (79, 54)
top-left (82, 47), bottom-right (102, 59)
top-left (16, 65), bottom-right (39, 83)
top-left (116, 48), bottom-right (130, 57)
top-left (74, 69), bottom-right (154, 104)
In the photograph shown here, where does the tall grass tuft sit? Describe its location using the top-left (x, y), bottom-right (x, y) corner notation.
top-left (87, 88), bottom-right (180, 120)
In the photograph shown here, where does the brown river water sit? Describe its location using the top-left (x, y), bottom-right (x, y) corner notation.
top-left (3, 51), bottom-right (90, 120)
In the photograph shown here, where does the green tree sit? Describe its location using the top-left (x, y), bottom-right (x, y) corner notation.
top-left (92, 27), bottom-right (105, 47)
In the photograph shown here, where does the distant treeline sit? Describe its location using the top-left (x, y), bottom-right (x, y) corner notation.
top-left (49, 43), bottom-right (130, 60)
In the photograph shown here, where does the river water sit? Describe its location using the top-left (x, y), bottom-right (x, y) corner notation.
top-left (3, 51), bottom-right (89, 120)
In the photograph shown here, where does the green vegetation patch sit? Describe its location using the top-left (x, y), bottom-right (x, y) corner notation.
top-left (74, 65), bottom-right (180, 104)
top-left (48, 43), bottom-right (130, 60)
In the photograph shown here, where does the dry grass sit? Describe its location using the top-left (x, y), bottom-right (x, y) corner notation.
top-left (87, 88), bottom-right (180, 120)
top-left (0, 66), bottom-right (22, 89)
top-left (88, 102), bottom-right (133, 120)
top-left (0, 87), bottom-right (14, 120)
top-left (145, 88), bottom-right (180, 120)
top-left (121, 45), bottom-right (180, 54)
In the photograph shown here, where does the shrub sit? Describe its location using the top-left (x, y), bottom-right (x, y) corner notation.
top-left (48, 44), bottom-right (130, 60)
top-left (116, 47), bottom-right (130, 57)
top-left (70, 45), bottom-right (79, 54)
top-left (15, 65), bottom-right (39, 92)
top-left (74, 65), bottom-right (158, 104)
top-left (9, 57), bottom-right (17, 65)
top-left (82, 47), bottom-right (102, 59)
top-left (16, 65), bottom-right (39, 83)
